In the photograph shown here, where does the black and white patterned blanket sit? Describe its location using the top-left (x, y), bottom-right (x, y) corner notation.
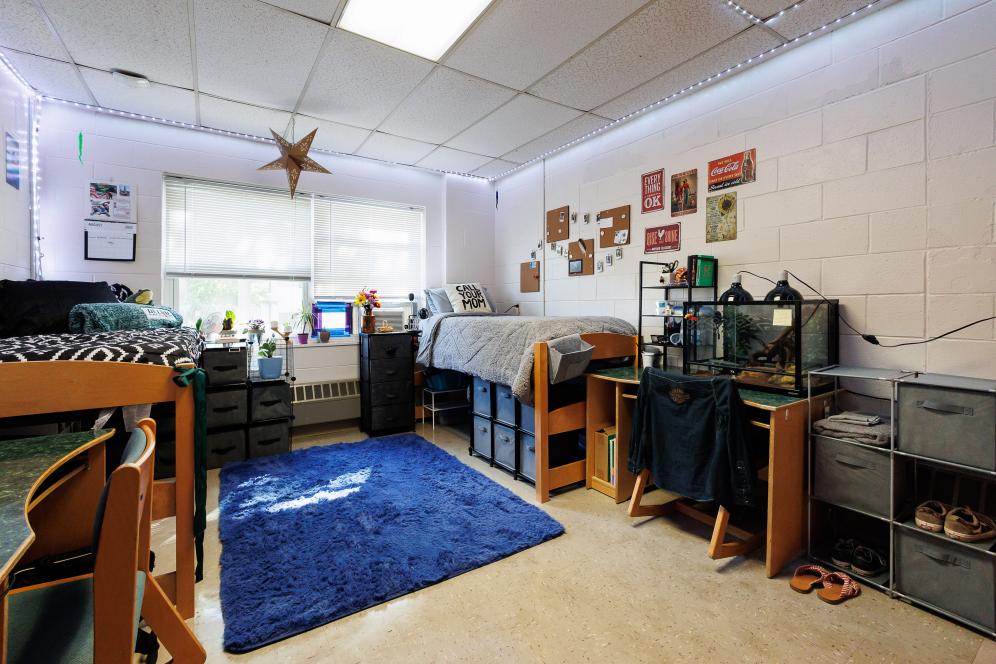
top-left (0, 327), bottom-right (203, 366)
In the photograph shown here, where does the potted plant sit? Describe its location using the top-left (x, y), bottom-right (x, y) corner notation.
top-left (354, 288), bottom-right (381, 334)
top-left (257, 337), bottom-right (283, 380)
top-left (245, 319), bottom-right (266, 345)
top-left (293, 303), bottom-right (315, 344)
top-left (221, 310), bottom-right (236, 335)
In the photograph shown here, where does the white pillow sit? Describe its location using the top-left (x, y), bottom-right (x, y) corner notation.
top-left (444, 283), bottom-right (492, 313)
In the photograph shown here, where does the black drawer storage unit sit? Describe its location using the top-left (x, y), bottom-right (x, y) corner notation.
top-left (467, 375), bottom-right (537, 483)
top-left (360, 331), bottom-right (418, 437)
top-left (807, 367), bottom-right (996, 638)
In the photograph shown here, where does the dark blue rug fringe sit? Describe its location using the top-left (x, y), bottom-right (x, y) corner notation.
top-left (218, 434), bottom-right (564, 653)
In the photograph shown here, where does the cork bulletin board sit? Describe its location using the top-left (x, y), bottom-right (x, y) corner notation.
top-left (597, 204), bottom-right (631, 248)
top-left (567, 237), bottom-right (594, 276)
top-left (520, 260), bottom-right (541, 292)
top-left (546, 205), bottom-right (569, 243)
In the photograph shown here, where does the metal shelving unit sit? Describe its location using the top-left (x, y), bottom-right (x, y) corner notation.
top-left (422, 386), bottom-right (470, 437)
top-left (637, 258), bottom-right (717, 359)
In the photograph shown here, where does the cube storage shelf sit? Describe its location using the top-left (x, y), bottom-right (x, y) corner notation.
top-left (807, 366), bottom-right (996, 637)
top-left (469, 376), bottom-right (540, 484)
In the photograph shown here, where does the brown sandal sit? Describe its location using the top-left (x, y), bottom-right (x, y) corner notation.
top-left (817, 571), bottom-right (861, 604)
top-left (790, 564), bottom-right (829, 593)
top-left (944, 506), bottom-right (996, 542)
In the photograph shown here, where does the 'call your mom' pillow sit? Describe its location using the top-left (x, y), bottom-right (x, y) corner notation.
top-left (444, 283), bottom-right (492, 313)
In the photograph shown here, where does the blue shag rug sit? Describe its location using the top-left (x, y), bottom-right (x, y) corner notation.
top-left (218, 434), bottom-right (564, 652)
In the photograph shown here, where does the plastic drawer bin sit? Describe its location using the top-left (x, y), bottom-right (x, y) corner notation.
top-left (813, 435), bottom-right (895, 517)
top-left (547, 335), bottom-right (594, 384)
top-left (472, 415), bottom-right (492, 459)
top-left (518, 433), bottom-right (536, 481)
top-left (472, 377), bottom-right (493, 417)
top-left (493, 423), bottom-right (516, 470)
top-left (898, 380), bottom-right (996, 471)
top-left (895, 528), bottom-right (995, 631)
top-left (495, 384), bottom-right (517, 425)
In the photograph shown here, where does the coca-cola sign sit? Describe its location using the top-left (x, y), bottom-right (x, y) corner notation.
top-left (641, 169), bottom-right (665, 213)
top-left (644, 223), bottom-right (681, 253)
top-left (707, 148), bottom-right (756, 191)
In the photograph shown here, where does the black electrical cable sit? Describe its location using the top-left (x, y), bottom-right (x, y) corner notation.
top-left (783, 269), bottom-right (996, 347)
top-left (737, 270), bottom-right (775, 284)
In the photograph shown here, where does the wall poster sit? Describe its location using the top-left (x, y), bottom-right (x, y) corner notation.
top-left (707, 148), bottom-right (756, 191)
top-left (705, 192), bottom-right (737, 243)
top-left (670, 169), bottom-right (697, 217)
top-left (88, 181), bottom-right (135, 223)
top-left (645, 223), bottom-right (681, 253)
top-left (641, 169), bottom-right (665, 213)
top-left (5, 132), bottom-right (19, 190)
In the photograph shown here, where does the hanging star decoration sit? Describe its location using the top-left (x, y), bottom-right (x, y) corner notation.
top-left (257, 128), bottom-right (331, 198)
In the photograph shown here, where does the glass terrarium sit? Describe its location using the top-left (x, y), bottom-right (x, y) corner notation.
top-left (682, 300), bottom-right (839, 396)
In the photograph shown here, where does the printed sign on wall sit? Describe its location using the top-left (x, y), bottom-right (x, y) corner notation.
top-left (670, 169), bottom-right (697, 217)
top-left (707, 148), bottom-right (756, 192)
top-left (641, 169), bottom-right (665, 213)
top-left (645, 223), bottom-right (681, 253)
top-left (88, 182), bottom-right (135, 223)
top-left (706, 192), bottom-right (737, 243)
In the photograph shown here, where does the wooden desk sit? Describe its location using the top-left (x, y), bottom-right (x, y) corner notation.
top-left (0, 429), bottom-right (202, 663)
top-left (586, 367), bottom-right (830, 577)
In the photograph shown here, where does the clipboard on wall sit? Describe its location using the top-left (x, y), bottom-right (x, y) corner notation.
top-left (567, 238), bottom-right (594, 276)
top-left (597, 204), bottom-right (631, 248)
top-left (520, 261), bottom-right (541, 292)
top-left (546, 205), bottom-right (569, 243)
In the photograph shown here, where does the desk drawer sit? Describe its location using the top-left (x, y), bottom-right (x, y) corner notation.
top-left (898, 384), bottom-right (995, 470)
top-left (207, 388), bottom-right (247, 429)
top-left (813, 435), bottom-right (895, 517)
top-left (472, 377), bottom-right (492, 417)
top-left (248, 422), bottom-right (290, 458)
top-left (366, 334), bottom-right (412, 360)
top-left (370, 358), bottom-right (410, 384)
top-left (251, 382), bottom-right (292, 422)
top-left (518, 433), bottom-right (536, 481)
top-left (206, 429), bottom-right (245, 469)
top-left (371, 378), bottom-right (413, 407)
top-left (472, 415), bottom-right (492, 458)
top-left (202, 347), bottom-right (247, 386)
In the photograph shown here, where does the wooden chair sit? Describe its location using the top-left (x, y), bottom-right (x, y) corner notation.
top-left (4, 419), bottom-right (205, 664)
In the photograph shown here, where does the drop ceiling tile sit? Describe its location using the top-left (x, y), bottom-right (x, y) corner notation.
top-left (0, 0), bottom-right (66, 60)
top-left (416, 147), bottom-right (492, 173)
top-left (767, 0), bottom-right (871, 40)
top-left (594, 27), bottom-right (783, 120)
top-left (446, 94), bottom-right (581, 157)
top-left (443, 0), bottom-right (647, 90)
top-left (501, 113), bottom-right (609, 163)
top-left (81, 67), bottom-right (196, 124)
top-left (40, 0), bottom-right (193, 88)
top-left (1, 49), bottom-right (91, 102)
top-left (195, 0), bottom-right (328, 110)
top-left (260, 0), bottom-right (337, 23)
top-left (355, 132), bottom-right (436, 165)
top-left (199, 95), bottom-right (292, 137)
top-left (473, 159), bottom-right (517, 179)
top-left (529, 0), bottom-right (750, 111)
top-left (294, 114), bottom-right (371, 154)
top-left (735, 1), bottom-right (798, 19)
top-left (298, 28), bottom-right (434, 129)
top-left (380, 67), bottom-right (515, 144)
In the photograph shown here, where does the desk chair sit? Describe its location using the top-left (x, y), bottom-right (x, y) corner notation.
top-left (5, 419), bottom-right (205, 664)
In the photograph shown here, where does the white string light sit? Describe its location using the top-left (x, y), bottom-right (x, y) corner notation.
top-left (30, 97), bottom-right (43, 279)
top-left (0, 50), bottom-right (37, 96)
top-left (491, 0), bottom-right (888, 181)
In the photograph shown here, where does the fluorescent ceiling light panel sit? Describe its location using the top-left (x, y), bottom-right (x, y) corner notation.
top-left (338, 0), bottom-right (491, 61)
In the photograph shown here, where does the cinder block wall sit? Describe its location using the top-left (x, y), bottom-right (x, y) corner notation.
top-left (493, 0), bottom-right (996, 379)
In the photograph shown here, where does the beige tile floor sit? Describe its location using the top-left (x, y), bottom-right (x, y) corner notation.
top-left (152, 422), bottom-right (995, 663)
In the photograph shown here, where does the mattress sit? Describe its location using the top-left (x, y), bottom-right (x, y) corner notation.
top-left (0, 326), bottom-right (203, 367)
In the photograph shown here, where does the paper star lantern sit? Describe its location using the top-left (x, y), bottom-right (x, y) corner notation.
top-left (258, 128), bottom-right (331, 198)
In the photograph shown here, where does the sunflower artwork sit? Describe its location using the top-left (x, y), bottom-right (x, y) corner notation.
top-left (706, 191), bottom-right (737, 243)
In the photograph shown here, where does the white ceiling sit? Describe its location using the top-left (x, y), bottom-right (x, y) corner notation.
top-left (0, 0), bottom-right (892, 179)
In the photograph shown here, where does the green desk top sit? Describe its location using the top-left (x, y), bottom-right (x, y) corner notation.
top-left (0, 429), bottom-right (111, 577)
top-left (588, 367), bottom-right (803, 408)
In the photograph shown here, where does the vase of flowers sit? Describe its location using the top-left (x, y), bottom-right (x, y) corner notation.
top-left (354, 288), bottom-right (381, 334)
top-left (245, 319), bottom-right (265, 345)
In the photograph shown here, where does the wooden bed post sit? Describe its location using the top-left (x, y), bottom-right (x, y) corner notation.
top-left (173, 385), bottom-right (196, 619)
top-left (533, 342), bottom-right (551, 503)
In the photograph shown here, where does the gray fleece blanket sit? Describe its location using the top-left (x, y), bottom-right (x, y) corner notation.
top-left (417, 313), bottom-right (636, 405)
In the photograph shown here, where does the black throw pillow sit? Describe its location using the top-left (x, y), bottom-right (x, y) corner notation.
top-left (0, 280), bottom-right (119, 337)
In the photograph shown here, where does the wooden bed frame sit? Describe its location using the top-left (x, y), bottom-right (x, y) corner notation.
top-left (532, 333), bottom-right (638, 503)
top-left (0, 361), bottom-right (197, 619)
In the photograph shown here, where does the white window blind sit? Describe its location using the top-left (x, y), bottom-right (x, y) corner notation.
top-left (312, 198), bottom-right (424, 300)
top-left (164, 177), bottom-right (311, 279)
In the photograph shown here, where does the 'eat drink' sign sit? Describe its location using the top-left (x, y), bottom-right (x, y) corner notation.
top-left (641, 169), bottom-right (665, 214)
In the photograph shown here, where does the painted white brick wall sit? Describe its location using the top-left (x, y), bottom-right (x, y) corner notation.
top-left (492, 0), bottom-right (996, 378)
top-left (0, 64), bottom-right (31, 279)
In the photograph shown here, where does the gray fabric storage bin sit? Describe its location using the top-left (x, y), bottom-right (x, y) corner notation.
top-left (472, 376), bottom-right (492, 417)
top-left (206, 388), bottom-right (247, 429)
top-left (813, 435), bottom-right (894, 517)
top-left (370, 405), bottom-right (409, 431)
top-left (898, 379), bottom-right (996, 471)
top-left (202, 346), bottom-right (247, 385)
top-left (370, 378), bottom-right (413, 407)
top-left (547, 334), bottom-right (594, 384)
top-left (493, 423), bottom-right (516, 470)
top-left (518, 433), bottom-right (536, 481)
top-left (519, 402), bottom-right (536, 434)
top-left (251, 382), bottom-right (292, 422)
top-left (896, 528), bottom-right (995, 631)
top-left (495, 384), bottom-right (516, 425)
top-left (248, 421), bottom-right (290, 458)
top-left (472, 415), bottom-right (492, 458)
top-left (206, 428), bottom-right (245, 469)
